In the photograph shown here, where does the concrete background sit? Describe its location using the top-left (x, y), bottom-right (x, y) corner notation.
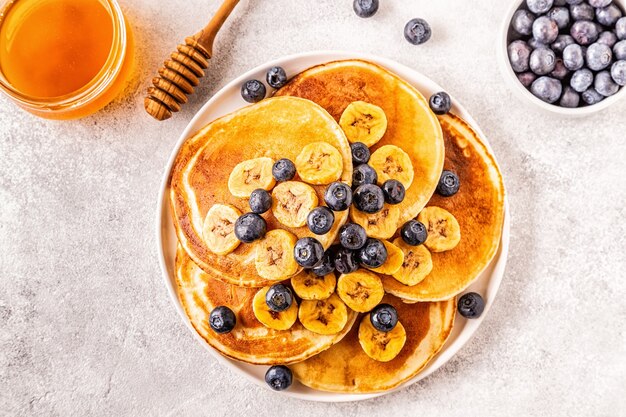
top-left (1, 0), bottom-right (625, 416)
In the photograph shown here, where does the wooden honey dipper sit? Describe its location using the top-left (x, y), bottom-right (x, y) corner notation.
top-left (145, 0), bottom-right (240, 121)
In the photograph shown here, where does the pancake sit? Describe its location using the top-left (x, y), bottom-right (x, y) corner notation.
top-left (276, 59), bottom-right (444, 229)
top-left (170, 97), bottom-right (353, 287)
top-left (290, 295), bottom-right (455, 393)
top-left (176, 246), bottom-right (357, 365)
top-left (382, 113), bottom-right (505, 301)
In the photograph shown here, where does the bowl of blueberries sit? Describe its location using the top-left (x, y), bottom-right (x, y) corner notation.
top-left (501, 0), bottom-right (626, 115)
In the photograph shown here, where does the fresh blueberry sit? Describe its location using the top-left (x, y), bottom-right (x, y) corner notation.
top-left (532, 16), bottom-right (559, 44)
top-left (370, 303), bottom-right (399, 332)
top-left (324, 182), bottom-right (353, 211)
top-left (353, 184), bottom-right (384, 214)
top-left (458, 292), bottom-right (485, 319)
top-left (588, 0), bottom-right (612, 7)
top-left (616, 17), bottom-right (626, 41)
top-left (615, 40), bottom-right (626, 60)
top-left (563, 44), bottom-right (585, 70)
top-left (266, 66), bottom-right (288, 89)
top-left (358, 238), bottom-right (388, 268)
top-left (530, 47), bottom-right (557, 75)
top-left (531, 76), bottom-right (563, 103)
top-left (570, 20), bottom-right (599, 45)
top-left (265, 284), bottom-right (293, 312)
top-left (350, 142), bottom-right (371, 165)
top-left (528, 38), bottom-right (546, 49)
top-left (581, 87), bottom-right (605, 104)
top-left (209, 306), bottom-right (236, 333)
top-left (594, 70), bottom-right (620, 96)
top-left (570, 2), bottom-right (594, 20)
top-left (512, 9), bottom-right (536, 36)
top-left (311, 250), bottom-right (335, 276)
top-left (429, 91), bottom-right (452, 114)
top-left (339, 223), bottom-right (367, 250)
top-left (272, 158), bottom-right (296, 182)
top-left (611, 60), bottom-right (626, 86)
top-left (598, 31), bottom-right (618, 48)
top-left (307, 207), bottom-right (335, 235)
top-left (517, 71), bottom-right (538, 87)
top-left (526, 0), bottom-right (554, 14)
top-left (559, 86), bottom-right (581, 107)
top-left (566, 0), bottom-right (584, 4)
top-left (547, 7), bottom-right (570, 29)
top-left (400, 220), bottom-right (428, 246)
top-left (571, 68), bottom-right (595, 92)
top-left (249, 189), bottom-right (272, 214)
top-left (596, 4), bottom-right (622, 27)
top-left (334, 247), bottom-right (359, 274)
top-left (586, 42), bottom-right (612, 71)
top-left (294, 237), bottom-right (324, 268)
top-left (352, 164), bottom-right (378, 187)
top-left (550, 59), bottom-right (570, 80)
top-left (404, 18), bottom-right (432, 45)
top-left (436, 170), bottom-right (460, 196)
top-left (234, 213), bottom-right (266, 243)
top-left (508, 41), bottom-right (532, 73)
top-left (241, 79), bottom-right (266, 103)
top-left (382, 179), bottom-right (405, 205)
top-left (551, 34), bottom-right (575, 54)
top-left (265, 365), bottom-right (292, 391)
top-left (353, 0), bottom-right (379, 18)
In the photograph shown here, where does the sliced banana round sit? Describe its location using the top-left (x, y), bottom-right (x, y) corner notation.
top-left (339, 101), bottom-right (388, 147)
top-left (391, 237), bottom-right (433, 286)
top-left (271, 181), bottom-right (319, 228)
top-left (358, 314), bottom-right (406, 362)
top-left (369, 145), bottom-right (414, 189)
top-left (298, 293), bottom-right (348, 335)
top-left (291, 270), bottom-right (336, 300)
top-left (252, 286), bottom-right (298, 331)
top-left (228, 157), bottom-right (276, 198)
top-left (295, 142), bottom-right (344, 185)
top-left (202, 204), bottom-right (242, 255)
top-left (349, 204), bottom-right (400, 239)
top-left (255, 229), bottom-right (299, 280)
top-left (336, 270), bottom-right (384, 313)
top-left (371, 240), bottom-right (404, 275)
top-left (417, 206), bottom-right (461, 252)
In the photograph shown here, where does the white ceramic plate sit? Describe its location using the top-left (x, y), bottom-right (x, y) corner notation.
top-left (156, 51), bottom-right (510, 402)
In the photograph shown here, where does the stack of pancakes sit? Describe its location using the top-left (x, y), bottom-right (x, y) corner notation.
top-left (170, 60), bottom-right (505, 393)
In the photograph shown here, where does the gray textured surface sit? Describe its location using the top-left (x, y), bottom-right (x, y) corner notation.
top-left (1, 0), bottom-right (625, 416)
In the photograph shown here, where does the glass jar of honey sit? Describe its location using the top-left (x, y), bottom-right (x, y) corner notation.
top-left (0, 0), bottom-right (134, 119)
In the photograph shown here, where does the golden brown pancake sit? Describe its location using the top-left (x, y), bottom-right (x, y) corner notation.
top-left (176, 246), bottom-right (357, 365)
top-left (276, 59), bottom-right (444, 229)
top-left (170, 97), bottom-right (353, 287)
top-left (382, 113), bottom-right (505, 301)
top-left (290, 295), bottom-right (455, 393)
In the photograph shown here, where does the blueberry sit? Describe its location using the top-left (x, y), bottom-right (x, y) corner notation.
top-left (588, 0), bottom-right (612, 7)
top-left (209, 306), bottom-right (236, 333)
top-left (594, 70), bottom-right (620, 96)
top-left (586, 42), bottom-right (612, 71)
top-left (339, 223), bottom-right (367, 250)
top-left (436, 170), bottom-right (460, 196)
top-left (272, 158), bottom-right (296, 182)
top-left (249, 189), bottom-right (272, 214)
top-left (550, 59), bottom-right (570, 80)
top-left (334, 247), bottom-right (359, 274)
top-left (234, 213), bottom-right (266, 243)
top-left (400, 220), bottom-right (428, 246)
top-left (382, 179), bottom-right (405, 204)
top-left (547, 7), bottom-right (570, 29)
top-left (266, 66), bottom-right (288, 89)
top-left (265, 284), bottom-right (293, 312)
top-left (526, 0), bottom-right (554, 14)
top-left (581, 87), bottom-right (605, 104)
top-left (570, 68), bottom-right (594, 92)
top-left (241, 79), bottom-right (266, 103)
top-left (352, 164), bottom-right (378, 187)
top-left (404, 18), bottom-right (432, 45)
top-left (530, 47), bottom-right (557, 75)
top-left (350, 142), bottom-right (370, 165)
top-left (512, 9), bottom-right (536, 36)
top-left (615, 40), bottom-right (626, 60)
top-left (598, 31), bottom-right (618, 48)
top-left (429, 91), bottom-right (452, 114)
top-left (517, 71), bottom-right (538, 87)
top-left (611, 60), bottom-right (626, 86)
top-left (457, 292), bottom-right (485, 319)
top-left (570, 3), bottom-right (594, 20)
top-left (566, 0), bottom-right (584, 4)
top-left (530, 76), bottom-right (563, 103)
top-left (596, 4), bottom-right (622, 27)
top-left (617, 17), bottom-right (626, 41)
top-left (353, 184), bottom-right (384, 214)
top-left (570, 20), bottom-right (599, 46)
top-left (353, 0), bottom-right (378, 18)
top-left (528, 38), bottom-right (546, 49)
top-left (551, 34), bottom-right (575, 54)
top-left (265, 365), bottom-right (292, 391)
top-left (358, 238), bottom-right (388, 268)
top-left (370, 303), bottom-right (399, 332)
top-left (508, 41), bottom-right (533, 73)
top-left (559, 86), bottom-right (581, 107)
top-left (294, 237), bottom-right (324, 268)
top-left (311, 250), bottom-right (335, 276)
top-left (532, 16), bottom-right (559, 44)
top-left (324, 182), bottom-right (353, 211)
top-left (563, 44), bottom-right (585, 70)
top-left (307, 207), bottom-right (335, 235)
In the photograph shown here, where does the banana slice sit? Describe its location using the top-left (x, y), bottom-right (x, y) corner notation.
top-left (358, 315), bottom-right (406, 362)
top-left (228, 157), bottom-right (276, 198)
top-left (391, 237), bottom-right (433, 286)
top-left (369, 145), bottom-right (414, 189)
top-left (202, 204), bottom-right (242, 255)
top-left (271, 181), bottom-right (319, 228)
top-left (252, 286), bottom-right (298, 331)
top-left (417, 206), bottom-right (461, 252)
top-left (255, 229), bottom-right (299, 280)
top-left (298, 293), bottom-right (348, 335)
top-left (339, 101), bottom-right (388, 147)
top-left (291, 270), bottom-right (336, 300)
top-left (336, 270), bottom-right (384, 313)
top-left (371, 240), bottom-right (404, 275)
top-left (295, 142), bottom-right (344, 185)
top-left (349, 204), bottom-right (400, 239)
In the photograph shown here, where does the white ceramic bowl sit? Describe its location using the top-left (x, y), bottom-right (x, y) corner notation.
top-left (156, 51), bottom-right (511, 402)
top-left (499, 0), bottom-right (626, 116)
